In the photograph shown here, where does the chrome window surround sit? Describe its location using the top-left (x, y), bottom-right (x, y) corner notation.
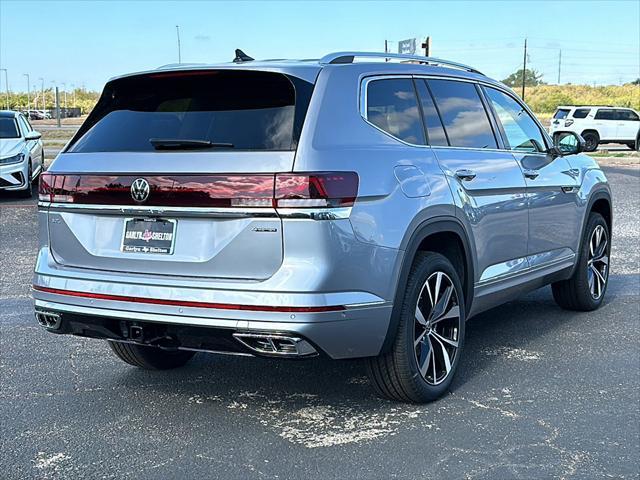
top-left (39, 202), bottom-right (352, 220)
top-left (359, 74), bottom-right (554, 154)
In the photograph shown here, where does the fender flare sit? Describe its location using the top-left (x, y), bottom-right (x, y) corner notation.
top-left (380, 216), bottom-right (474, 354)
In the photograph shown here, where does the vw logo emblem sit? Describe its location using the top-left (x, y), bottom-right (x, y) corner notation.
top-left (131, 178), bottom-right (150, 203)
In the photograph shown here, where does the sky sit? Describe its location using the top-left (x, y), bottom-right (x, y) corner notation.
top-left (1, 0), bottom-right (639, 93)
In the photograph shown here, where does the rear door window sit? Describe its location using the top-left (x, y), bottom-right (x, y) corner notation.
top-left (365, 78), bottom-right (425, 145)
top-left (427, 79), bottom-right (497, 149)
top-left (572, 109), bottom-right (590, 119)
top-left (554, 109), bottom-right (570, 119)
top-left (414, 79), bottom-right (448, 146)
top-left (594, 109), bottom-right (615, 120)
top-left (68, 70), bottom-right (313, 152)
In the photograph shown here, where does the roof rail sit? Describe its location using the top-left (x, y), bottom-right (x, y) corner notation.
top-left (319, 51), bottom-right (483, 75)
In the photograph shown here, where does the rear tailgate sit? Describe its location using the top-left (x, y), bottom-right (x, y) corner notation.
top-left (41, 69), bottom-right (314, 281)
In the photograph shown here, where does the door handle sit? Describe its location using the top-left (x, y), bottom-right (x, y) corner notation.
top-left (523, 169), bottom-right (539, 180)
top-left (455, 169), bottom-right (476, 181)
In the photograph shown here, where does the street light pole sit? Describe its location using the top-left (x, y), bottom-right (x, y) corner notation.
top-left (0, 68), bottom-right (8, 109)
top-left (23, 73), bottom-right (31, 113)
top-left (39, 77), bottom-right (45, 113)
top-left (61, 82), bottom-right (68, 111)
top-left (71, 83), bottom-right (76, 108)
top-left (176, 25), bottom-right (182, 63)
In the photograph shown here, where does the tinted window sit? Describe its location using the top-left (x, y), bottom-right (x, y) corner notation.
top-left (554, 109), bottom-right (570, 119)
top-left (17, 115), bottom-right (31, 135)
top-left (594, 109), bottom-right (615, 120)
top-left (69, 70), bottom-right (311, 152)
top-left (414, 79), bottom-right (448, 146)
top-left (616, 109), bottom-right (640, 121)
top-left (572, 109), bottom-right (590, 119)
top-left (366, 78), bottom-right (425, 145)
top-left (0, 118), bottom-right (20, 139)
top-left (484, 87), bottom-right (546, 152)
top-left (427, 79), bottom-right (497, 149)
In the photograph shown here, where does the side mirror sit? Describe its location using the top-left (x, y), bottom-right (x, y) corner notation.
top-left (25, 131), bottom-right (42, 141)
top-left (553, 131), bottom-right (584, 155)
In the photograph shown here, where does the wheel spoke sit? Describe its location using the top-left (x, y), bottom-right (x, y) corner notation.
top-left (418, 341), bottom-right (432, 377)
top-left (431, 334), bottom-right (452, 376)
top-left (430, 330), bottom-right (458, 348)
top-left (433, 272), bottom-right (443, 306)
top-left (429, 285), bottom-right (453, 322)
top-left (596, 238), bottom-right (607, 259)
top-left (415, 305), bottom-right (428, 327)
top-left (414, 328), bottom-right (428, 347)
top-left (431, 305), bottom-right (460, 325)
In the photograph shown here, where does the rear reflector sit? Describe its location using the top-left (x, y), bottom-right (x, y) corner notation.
top-left (32, 285), bottom-right (346, 312)
top-left (39, 172), bottom-right (359, 208)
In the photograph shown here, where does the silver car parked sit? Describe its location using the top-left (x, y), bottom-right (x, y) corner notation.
top-left (33, 52), bottom-right (612, 402)
top-left (0, 110), bottom-right (44, 197)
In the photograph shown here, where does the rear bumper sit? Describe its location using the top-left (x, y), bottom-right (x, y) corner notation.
top-left (33, 295), bottom-right (392, 359)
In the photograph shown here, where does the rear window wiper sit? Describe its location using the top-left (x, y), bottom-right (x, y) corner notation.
top-left (149, 138), bottom-right (234, 150)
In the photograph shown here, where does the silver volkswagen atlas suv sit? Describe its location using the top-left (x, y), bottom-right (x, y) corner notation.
top-left (33, 51), bottom-right (612, 402)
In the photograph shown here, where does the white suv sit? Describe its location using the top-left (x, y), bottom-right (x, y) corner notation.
top-left (549, 105), bottom-right (640, 152)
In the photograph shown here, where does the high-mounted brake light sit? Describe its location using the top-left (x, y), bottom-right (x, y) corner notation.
top-left (38, 172), bottom-right (359, 209)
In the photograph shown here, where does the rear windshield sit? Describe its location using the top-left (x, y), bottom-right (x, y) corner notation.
top-left (67, 70), bottom-right (313, 153)
top-left (553, 109), bottom-right (570, 119)
top-left (0, 118), bottom-right (19, 139)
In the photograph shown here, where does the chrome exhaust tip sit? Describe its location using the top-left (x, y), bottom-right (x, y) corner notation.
top-left (233, 333), bottom-right (317, 357)
top-left (35, 310), bottom-right (62, 330)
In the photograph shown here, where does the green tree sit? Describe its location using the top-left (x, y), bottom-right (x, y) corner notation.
top-left (502, 68), bottom-right (545, 88)
top-left (630, 78), bottom-right (640, 85)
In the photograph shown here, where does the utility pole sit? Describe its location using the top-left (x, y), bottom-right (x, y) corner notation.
top-left (176, 25), bottom-right (182, 63)
top-left (557, 49), bottom-right (562, 84)
top-left (521, 38), bottom-right (527, 100)
top-left (62, 82), bottom-right (67, 111)
top-left (23, 73), bottom-right (31, 113)
top-left (0, 68), bottom-right (8, 110)
top-left (55, 87), bottom-right (61, 127)
top-left (421, 36), bottom-right (431, 57)
top-left (39, 77), bottom-right (44, 113)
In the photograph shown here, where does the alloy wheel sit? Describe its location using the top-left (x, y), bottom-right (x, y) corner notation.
top-left (414, 271), bottom-right (461, 385)
top-left (587, 224), bottom-right (609, 299)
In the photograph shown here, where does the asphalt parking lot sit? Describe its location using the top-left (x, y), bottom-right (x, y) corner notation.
top-left (1, 163), bottom-right (638, 479)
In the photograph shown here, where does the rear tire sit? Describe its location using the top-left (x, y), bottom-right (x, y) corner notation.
top-left (582, 132), bottom-right (599, 152)
top-left (552, 213), bottom-right (610, 311)
top-left (366, 252), bottom-right (465, 403)
top-left (108, 341), bottom-right (195, 370)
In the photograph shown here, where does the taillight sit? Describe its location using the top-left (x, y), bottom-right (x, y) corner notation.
top-left (274, 172), bottom-right (359, 208)
top-left (39, 172), bottom-right (78, 203)
top-left (38, 172), bottom-right (359, 209)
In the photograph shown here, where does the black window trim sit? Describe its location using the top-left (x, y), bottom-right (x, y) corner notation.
top-left (360, 73), bottom-right (553, 152)
top-left (418, 78), bottom-right (451, 146)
